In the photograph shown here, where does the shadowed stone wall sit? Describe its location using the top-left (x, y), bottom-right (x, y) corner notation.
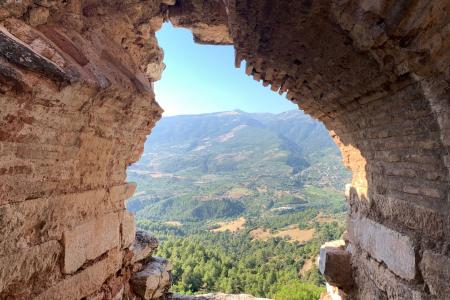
top-left (0, 0), bottom-right (448, 299)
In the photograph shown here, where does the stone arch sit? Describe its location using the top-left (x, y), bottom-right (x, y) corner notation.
top-left (0, 0), bottom-right (448, 299)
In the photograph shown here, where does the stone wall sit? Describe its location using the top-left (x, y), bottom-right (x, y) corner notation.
top-left (0, 0), bottom-right (449, 299)
top-left (0, 1), bottom-right (167, 299)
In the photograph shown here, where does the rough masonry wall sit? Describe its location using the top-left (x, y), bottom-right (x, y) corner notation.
top-left (0, 1), bottom-right (168, 299)
top-left (171, 0), bottom-right (450, 298)
top-left (0, 0), bottom-right (449, 299)
top-left (219, 1), bottom-right (450, 299)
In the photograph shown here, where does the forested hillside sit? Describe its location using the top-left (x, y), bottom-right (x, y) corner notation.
top-left (126, 110), bottom-right (351, 299)
top-left (138, 221), bottom-right (344, 299)
top-left (127, 110), bottom-right (349, 220)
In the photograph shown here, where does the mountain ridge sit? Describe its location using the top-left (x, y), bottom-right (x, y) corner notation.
top-left (127, 109), bottom-right (350, 222)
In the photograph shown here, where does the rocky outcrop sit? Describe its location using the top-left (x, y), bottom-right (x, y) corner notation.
top-left (0, 1), bottom-right (449, 299)
top-left (319, 240), bottom-right (353, 292)
top-left (130, 257), bottom-right (172, 300)
top-left (169, 0), bottom-right (233, 45)
top-left (123, 231), bottom-right (173, 300)
top-left (131, 230), bottom-right (159, 264)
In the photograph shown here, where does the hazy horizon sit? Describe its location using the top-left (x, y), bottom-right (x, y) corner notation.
top-left (157, 108), bottom-right (304, 117)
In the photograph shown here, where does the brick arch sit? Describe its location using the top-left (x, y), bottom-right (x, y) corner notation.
top-left (209, 2), bottom-right (449, 297)
top-left (0, 0), bottom-right (448, 299)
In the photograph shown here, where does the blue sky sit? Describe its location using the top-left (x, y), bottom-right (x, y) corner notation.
top-left (154, 23), bottom-right (297, 116)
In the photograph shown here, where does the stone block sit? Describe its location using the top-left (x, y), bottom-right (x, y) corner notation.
top-left (28, 7), bottom-right (50, 26)
top-left (0, 240), bottom-right (61, 296)
top-left (349, 216), bottom-right (416, 280)
top-left (131, 230), bottom-right (159, 264)
top-left (63, 212), bottom-right (120, 274)
top-left (419, 251), bottom-right (450, 297)
top-left (0, 187), bottom-right (130, 257)
top-left (110, 182), bottom-right (136, 204)
top-left (372, 193), bottom-right (447, 240)
top-left (319, 240), bottom-right (353, 291)
top-left (130, 257), bottom-right (172, 299)
top-left (354, 248), bottom-right (430, 299)
top-left (121, 211), bottom-right (136, 248)
top-left (36, 248), bottom-right (122, 300)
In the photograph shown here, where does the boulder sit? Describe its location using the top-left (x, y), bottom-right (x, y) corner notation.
top-left (130, 230), bottom-right (159, 264)
top-left (319, 240), bottom-right (353, 291)
top-left (130, 257), bottom-right (172, 299)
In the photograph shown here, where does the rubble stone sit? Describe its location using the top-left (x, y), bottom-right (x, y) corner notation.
top-left (131, 230), bottom-right (159, 264)
top-left (420, 251), bottom-right (450, 297)
top-left (319, 240), bottom-right (353, 291)
top-left (130, 257), bottom-right (172, 299)
top-left (28, 7), bottom-right (50, 26)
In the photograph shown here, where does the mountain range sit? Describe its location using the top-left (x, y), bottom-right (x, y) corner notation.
top-left (126, 110), bottom-right (350, 222)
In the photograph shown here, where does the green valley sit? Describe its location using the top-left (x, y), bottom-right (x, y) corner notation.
top-left (126, 110), bottom-right (351, 299)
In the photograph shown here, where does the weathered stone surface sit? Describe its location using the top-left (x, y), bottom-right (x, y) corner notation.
top-left (420, 251), bottom-right (450, 297)
top-left (38, 26), bottom-right (89, 66)
top-left (319, 240), bottom-right (353, 291)
top-left (169, 0), bottom-right (233, 45)
top-left (349, 216), bottom-right (416, 280)
top-left (63, 212), bottom-right (120, 274)
top-left (28, 7), bottom-right (50, 26)
top-left (0, 59), bottom-right (31, 91)
top-left (121, 211), bottom-right (136, 248)
top-left (36, 248), bottom-right (122, 300)
top-left (130, 257), bottom-right (172, 299)
top-left (351, 247), bottom-right (429, 300)
top-left (0, 26), bottom-right (66, 80)
top-left (111, 183), bottom-right (137, 204)
top-left (0, 187), bottom-right (127, 256)
top-left (131, 230), bottom-right (159, 264)
top-left (0, 241), bottom-right (61, 298)
top-left (145, 60), bottom-right (165, 82)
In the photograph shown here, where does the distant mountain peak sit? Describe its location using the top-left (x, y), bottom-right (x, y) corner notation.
top-left (277, 110), bottom-right (305, 118)
top-left (215, 109), bottom-right (245, 116)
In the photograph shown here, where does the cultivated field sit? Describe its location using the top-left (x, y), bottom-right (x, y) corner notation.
top-left (250, 225), bottom-right (315, 243)
top-left (274, 227), bottom-right (315, 243)
top-left (249, 228), bottom-right (273, 241)
top-left (212, 217), bottom-right (246, 232)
